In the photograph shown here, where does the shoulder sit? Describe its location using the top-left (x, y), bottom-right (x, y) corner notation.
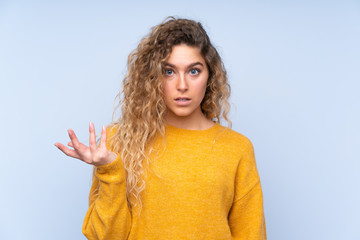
top-left (104, 123), bottom-right (120, 150)
top-left (106, 123), bottom-right (119, 137)
top-left (216, 124), bottom-right (254, 153)
top-left (209, 124), bottom-right (258, 172)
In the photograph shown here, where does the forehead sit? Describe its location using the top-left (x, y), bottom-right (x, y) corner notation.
top-left (166, 44), bottom-right (205, 65)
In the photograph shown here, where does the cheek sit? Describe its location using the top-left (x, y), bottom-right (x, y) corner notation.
top-left (162, 83), bottom-right (174, 105)
top-left (195, 79), bottom-right (208, 96)
top-left (162, 82), bottom-right (170, 97)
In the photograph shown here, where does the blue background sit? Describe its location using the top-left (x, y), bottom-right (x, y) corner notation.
top-left (1, 1), bottom-right (359, 239)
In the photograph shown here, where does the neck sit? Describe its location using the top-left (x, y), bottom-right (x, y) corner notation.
top-left (164, 112), bottom-right (215, 130)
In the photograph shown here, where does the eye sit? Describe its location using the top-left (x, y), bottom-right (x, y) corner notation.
top-left (189, 68), bottom-right (200, 75)
top-left (165, 69), bottom-right (174, 76)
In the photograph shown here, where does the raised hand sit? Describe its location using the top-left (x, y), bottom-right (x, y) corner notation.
top-left (55, 122), bottom-right (117, 166)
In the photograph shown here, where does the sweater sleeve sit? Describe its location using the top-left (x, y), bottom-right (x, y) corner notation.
top-left (82, 126), bottom-right (132, 240)
top-left (228, 138), bottom-right (267, 240)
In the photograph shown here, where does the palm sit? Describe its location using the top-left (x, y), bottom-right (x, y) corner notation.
top-left (55, 122), bottom-right (117, 166)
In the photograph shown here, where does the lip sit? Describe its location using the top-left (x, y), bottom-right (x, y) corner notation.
top-left (174, 98), bottom-right (191, 106)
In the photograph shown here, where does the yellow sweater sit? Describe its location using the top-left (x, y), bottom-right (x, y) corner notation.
top-left (82, 122), bottom-right (266, 239)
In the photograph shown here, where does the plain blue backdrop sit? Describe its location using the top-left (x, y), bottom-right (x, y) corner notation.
top-left (1, 0), bottom-right (359, 239)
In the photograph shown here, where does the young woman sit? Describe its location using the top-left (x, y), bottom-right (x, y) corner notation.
top-left (55, 16), bottom-right (266, 240)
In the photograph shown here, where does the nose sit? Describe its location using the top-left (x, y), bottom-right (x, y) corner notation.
top-left (176, 73), bottom-right (188, 92)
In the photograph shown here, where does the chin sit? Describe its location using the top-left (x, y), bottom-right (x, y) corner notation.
top-left (173, 113), bottom-right (192, 118)
top-left (168, 109), bottom-right (195, 118)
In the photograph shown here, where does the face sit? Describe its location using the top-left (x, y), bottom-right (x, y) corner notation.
top-left (162, 44), bottom-right (209, 123)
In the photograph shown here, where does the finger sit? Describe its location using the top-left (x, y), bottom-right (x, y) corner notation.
top-left (55, 142), bottom-right (81, 159)
top-left (89, 121), bottom-right (97, 152)
top-left (99, 125), bottom-right (107, 150)
top-left (68, 129), bottom-right (81, 150)
top-left (68, 141), bottom-right (87, 149)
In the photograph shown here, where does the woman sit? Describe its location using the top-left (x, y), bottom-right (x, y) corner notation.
top-left (55, 16), bottom-right (266, 240)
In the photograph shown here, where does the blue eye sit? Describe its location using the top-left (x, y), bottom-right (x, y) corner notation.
top-left (190, 69), bottom-right (199, 75)
top-left (165, 69), bottom-right (174, 75)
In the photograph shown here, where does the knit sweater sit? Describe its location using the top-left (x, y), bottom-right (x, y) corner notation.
top-left (82, 122), bottom-right (266, 239)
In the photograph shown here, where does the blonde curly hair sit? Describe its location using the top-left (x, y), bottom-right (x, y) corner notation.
top-left (94, 16), bottom-right (231, 215)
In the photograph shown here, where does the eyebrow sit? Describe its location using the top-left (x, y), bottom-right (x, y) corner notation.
top-left (164, 62), bottom-right (204, 69)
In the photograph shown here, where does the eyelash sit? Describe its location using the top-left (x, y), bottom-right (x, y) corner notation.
top-left (165, 69), bottom-right (174, 75)
top-left (190, 68), bottom-right (201, 75)
top-left (164, 68), bottom-right (201, 76)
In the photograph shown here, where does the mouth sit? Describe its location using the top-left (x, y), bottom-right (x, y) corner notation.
top-left (175, 98), bottom-right (191, 101)
top-left (174, 98), bottom-right (191, 105)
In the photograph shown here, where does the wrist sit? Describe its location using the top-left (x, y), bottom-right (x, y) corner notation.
top-left (108, 152), bottom-right (118, 163)
top-left (94, 152), bottom-right (118, 167)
